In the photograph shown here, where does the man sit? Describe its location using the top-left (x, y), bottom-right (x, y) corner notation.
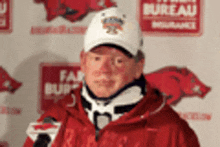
top-left (23, 7), bottom-right (200, 147)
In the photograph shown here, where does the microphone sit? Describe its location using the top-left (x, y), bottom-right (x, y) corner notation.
top-left (33, 133), bottom-right (51, 147)
top-left (26, 117), bottom-right (61, 147)
top-left (33, 117), bottom-right (56, 147)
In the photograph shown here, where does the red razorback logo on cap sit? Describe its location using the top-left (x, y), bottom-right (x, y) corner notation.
top-left (102, 16), bottom-right (124, 34)
top-left (33, 123), bottom-right (58, 130)
top-left (34, 0), bottom-right (117, 22)
top-left (145, 66), bottom-right (211, 105)
top-left (0, 67), bottom-right (22, 93)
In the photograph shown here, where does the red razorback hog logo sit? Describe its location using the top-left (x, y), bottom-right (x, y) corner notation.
top-left (145, 66), bottom-right (211, 105)
top-left (34, 0), bottom-right (116, 22)
top-left (33, 123), bottom-right (58, 130)
top-left (0, 67), bottom-right (22, 93)
top-left (0, 141), bottom-right (8, 147)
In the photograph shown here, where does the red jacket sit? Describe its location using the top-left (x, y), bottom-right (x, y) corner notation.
top-left (23, 83), bottom-right (200, 147)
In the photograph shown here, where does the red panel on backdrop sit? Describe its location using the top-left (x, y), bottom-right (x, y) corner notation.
top-left (0, 0), bottom-right (12, 33)
top-left (139, 0), bottom-right (203, 36)
top-left (39, 63), bottom-right (83, 114)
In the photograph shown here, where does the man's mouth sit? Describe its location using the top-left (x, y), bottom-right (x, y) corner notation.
top-left (95, 80), bottom-right (115, 86)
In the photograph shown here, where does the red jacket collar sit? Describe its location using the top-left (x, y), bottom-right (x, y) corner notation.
top-left (60, 81), bottom-right (166, 125)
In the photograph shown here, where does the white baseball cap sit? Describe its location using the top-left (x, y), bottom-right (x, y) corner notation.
top-left (84, 7), bottom-right (143, 56)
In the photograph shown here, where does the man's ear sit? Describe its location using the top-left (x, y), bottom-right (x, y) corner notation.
top-left (80, 51), bottom-right (86, 73)
top-left (134, 58), bottom-right (145, 79)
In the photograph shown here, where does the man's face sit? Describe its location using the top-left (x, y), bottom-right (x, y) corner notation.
top-left (80, 45), bottom-right (143, 98)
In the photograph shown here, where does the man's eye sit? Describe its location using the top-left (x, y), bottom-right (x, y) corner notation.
top-left (116, 59), bottom-right (123, 63)
top-left (115, 58), bottom-right (124, 65)
top-left (94, 57), bottom-right (101, 61)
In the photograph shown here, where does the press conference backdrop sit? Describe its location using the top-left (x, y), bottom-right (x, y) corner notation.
top-left (0, 0), bottom-right (219, 146)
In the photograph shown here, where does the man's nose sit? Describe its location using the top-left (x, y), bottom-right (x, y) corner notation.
top-left (99, 58), bottom-right (113, 73)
